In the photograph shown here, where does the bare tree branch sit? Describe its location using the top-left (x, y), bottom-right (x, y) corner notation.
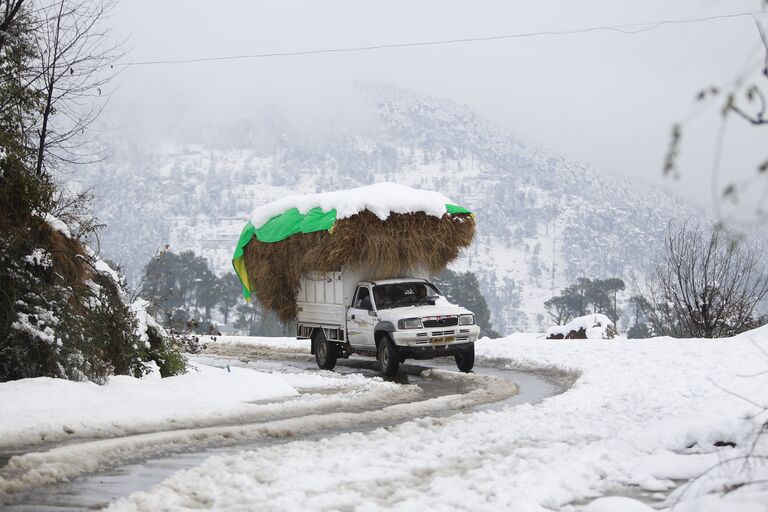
top-left (639, 221), bottom-right (768, 338)
top-left (26, 0), bottom-right (124, 177)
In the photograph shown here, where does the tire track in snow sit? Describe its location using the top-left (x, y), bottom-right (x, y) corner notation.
top-left (0, 376), bottom-right (414, 454)
top-left (0, 352), bottom-right (519, 499)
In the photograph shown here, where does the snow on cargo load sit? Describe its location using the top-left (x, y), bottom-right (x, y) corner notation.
top-left (231, 182), bottom-right (475, 323)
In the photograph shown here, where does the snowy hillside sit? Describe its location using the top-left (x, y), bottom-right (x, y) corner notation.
top-left (67, 85), bottom-right (698, 333)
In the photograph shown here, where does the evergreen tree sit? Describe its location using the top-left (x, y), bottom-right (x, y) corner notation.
top-left (545, 277), bottom-right (625, 325)
top-left (234, 300), bottom-right (294, 337)
top-left (140, 249), bottom-right (220, 332)
top-left (433, 270), bottom-right (499, 337)
top-left (218, 272), bottom-right (244, 325)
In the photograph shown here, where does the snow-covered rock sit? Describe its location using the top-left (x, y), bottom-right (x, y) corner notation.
top-left (546, 313), bottom-right (616, 339)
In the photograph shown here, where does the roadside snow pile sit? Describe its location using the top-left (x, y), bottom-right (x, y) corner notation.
top-left (204, 335), bottom-right (308, 352)
top-left (108, 330), bottom-right (767, 512)
top-left (249, 182), bottom-right (454, 227)
top-left (547, 313), bottom-right (616, 339)
top-left (0, 363), bottom-right (297, 448)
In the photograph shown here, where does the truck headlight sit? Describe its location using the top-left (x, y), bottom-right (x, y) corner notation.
top-left (458, 314), bottom-right (474, 326)
top-left (398, 318), bottom-right (423, 330)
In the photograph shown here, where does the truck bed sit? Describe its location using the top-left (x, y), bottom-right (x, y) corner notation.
top-left (296, 271), bottom-right (348, 328)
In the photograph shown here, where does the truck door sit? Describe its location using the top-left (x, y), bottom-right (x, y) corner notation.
top-left (347, 286), bottom-right (376, 348)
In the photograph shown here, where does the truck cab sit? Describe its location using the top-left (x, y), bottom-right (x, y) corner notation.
top-left (297, 272), bottom-right (480, 376)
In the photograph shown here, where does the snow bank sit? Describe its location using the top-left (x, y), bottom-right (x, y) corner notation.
top-left (204, 335), bottom-right (308, 352)
top-left (249, 182), bottom-right (455, 228)
top-left (583, 497), bottom-right (655, 512)
top-left (108, 332), bottom-right (767, 512)
top-left (547, 313), bottom-right (615, 339)
top-left (0, 363), bottom-right (297, 448)
top-left (0, 366), bottom-right (515, 495)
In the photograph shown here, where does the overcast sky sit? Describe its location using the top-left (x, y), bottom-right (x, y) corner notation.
top-left (108, 0), bottom-right (766, 214)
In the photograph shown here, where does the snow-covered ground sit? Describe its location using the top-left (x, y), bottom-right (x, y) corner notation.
top-left (207, 335), bottom-right (308, 351)
top-left (0, 363), bottom-right (297, 449)
top-left (0, 350), bottom-right (439, 496)
top-left (103, 330), bottom-right (768, 512)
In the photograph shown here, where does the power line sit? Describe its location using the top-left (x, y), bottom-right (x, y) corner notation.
top-left (121, 10), bottom-right (766, 67)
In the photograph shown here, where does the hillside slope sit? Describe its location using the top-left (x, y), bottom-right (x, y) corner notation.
top-left (68, 86), bottom-right (697, 333)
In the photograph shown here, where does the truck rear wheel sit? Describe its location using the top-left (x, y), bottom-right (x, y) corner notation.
top-left (314, 331), bottom-right (338, 371)
top-left (377, 335), bottom-right (400, 377)
top-left (455, 343), bottom-right (475, 373)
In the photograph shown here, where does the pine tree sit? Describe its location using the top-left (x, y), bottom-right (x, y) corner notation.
top-left (433, 270), bottom-right (499, 337)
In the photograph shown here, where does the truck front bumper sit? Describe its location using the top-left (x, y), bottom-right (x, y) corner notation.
top-left (397, 342), bottom-right (473, 360)
top-left (391, 324), bottom-right (480, 348)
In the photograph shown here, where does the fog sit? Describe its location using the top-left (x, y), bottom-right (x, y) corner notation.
top-left (106, 0), bottom-right (766, 213)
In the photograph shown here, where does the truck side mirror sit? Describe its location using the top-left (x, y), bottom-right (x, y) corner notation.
top-left (368, 310), bottom-right (377, 317)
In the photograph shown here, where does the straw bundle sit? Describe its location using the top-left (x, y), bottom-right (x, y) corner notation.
top-left (242, 210), bottom-right (475, 322)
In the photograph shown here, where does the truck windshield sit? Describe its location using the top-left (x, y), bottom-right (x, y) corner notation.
top-left (373, 282), bottom-right (442, 309)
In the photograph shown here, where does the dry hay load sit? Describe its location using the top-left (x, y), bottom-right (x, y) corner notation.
top-left (232, 182), bottom-right (475, 322)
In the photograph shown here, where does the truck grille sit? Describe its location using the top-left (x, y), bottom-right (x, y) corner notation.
top-left (422, 316), bottom-right (458, 328)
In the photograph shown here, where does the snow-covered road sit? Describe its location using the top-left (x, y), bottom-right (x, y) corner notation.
top-left (1, 340), bottom-right (565, 511)
top-left (3, 332), bottom-right (767, 511)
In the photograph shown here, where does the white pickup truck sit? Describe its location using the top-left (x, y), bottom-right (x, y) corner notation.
top-left (296, 271), bottom-right (480, 376)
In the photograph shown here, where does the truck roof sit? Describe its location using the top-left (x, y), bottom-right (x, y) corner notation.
top-left (362, 277), bottom-right (430, 286)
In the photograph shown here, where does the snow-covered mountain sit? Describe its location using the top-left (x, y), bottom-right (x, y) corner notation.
top-left (68, 85), bottom-right (697, 333)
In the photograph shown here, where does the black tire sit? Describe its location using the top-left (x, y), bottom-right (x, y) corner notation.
top-left (377, 335), bottom-right (400, 377)
top-left (455, 343), bottom-right (475, 373)
top-left (314, 331), bottom-right (338, 370)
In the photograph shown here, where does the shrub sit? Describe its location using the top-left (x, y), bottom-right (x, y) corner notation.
top-left (0, 213), bottom-right (188, 382)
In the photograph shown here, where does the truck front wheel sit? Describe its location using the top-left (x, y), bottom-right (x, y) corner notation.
top-left (455, 343), bottom-right (475, 373)
top-left (314, 331), bottom-right (338, 371)
top-left (377, 335), bottom-right (400, 377)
